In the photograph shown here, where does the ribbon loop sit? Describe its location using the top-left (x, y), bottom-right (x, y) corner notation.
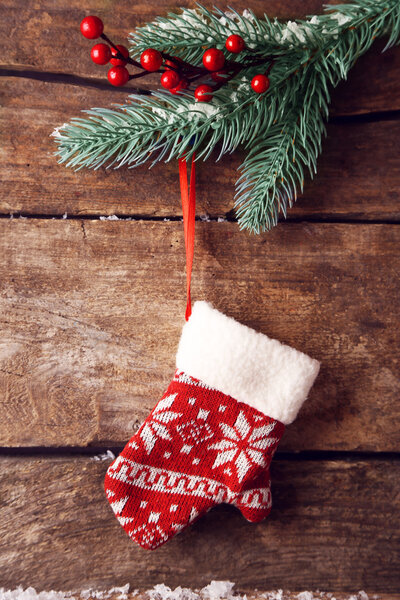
top-left (179, 154), bottom-right (196, 321)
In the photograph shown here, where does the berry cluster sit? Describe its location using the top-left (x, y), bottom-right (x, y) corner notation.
top-left (80, 15), bottom-right (272, 100)
top-left (81, 15), bottom-right (138, 86)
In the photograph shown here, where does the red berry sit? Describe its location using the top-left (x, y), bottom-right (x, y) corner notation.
top-left (107, 66), bottom-right (130, 86)
top-left (161, 70), bottom-right (180, 90)
top-left (211, 70), bottom-right (228, 83)
top-left (110, 45), bottom-right (129, 66)
top-left (225, 34), bottom-right (245, 53)
top-left (195, 84), bottom-right (214, 102)
top-left (90, 43), bottom-right (111, 65)
top-left (140, 48), bottom-right (163, 72)
top-left (80, 16), bottom-right (104, 39)
top-left (251, 74), bottom-right (270, 94)
top-left (170, 78), bottom-right (188, 95)
top-left (202, 48), bottom-right (225, 72)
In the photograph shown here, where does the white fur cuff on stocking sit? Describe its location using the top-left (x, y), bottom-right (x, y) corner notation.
top-left (176, 301), bottom-right (320, 425)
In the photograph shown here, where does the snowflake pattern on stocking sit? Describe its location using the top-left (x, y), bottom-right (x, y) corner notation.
top-left (140, 393), bottom-right (181, 454)
top-left (208, 411), bottom-right (279, 481)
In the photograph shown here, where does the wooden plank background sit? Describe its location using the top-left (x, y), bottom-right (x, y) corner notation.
top-left (0, 0), bottom-right (399, 596)
top-left (1, 456), bottom-right (399, 592)
top-left (1, 220), bottom-right (399, 451)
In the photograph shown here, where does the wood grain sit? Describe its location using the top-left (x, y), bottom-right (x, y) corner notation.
top-left (0, 456), bottom-right (398, 592)
top-left (2, 0), bottom-right (400, 116)
top-left (1, 77), bottom-right (400, 220)
top-left (0, 219), bottom-right (399, 450)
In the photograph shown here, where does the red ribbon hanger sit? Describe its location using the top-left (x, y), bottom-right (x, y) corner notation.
top-left (178, 154), bottom-right (196, 321)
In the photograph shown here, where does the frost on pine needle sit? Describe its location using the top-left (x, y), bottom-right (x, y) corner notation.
top-left (275, 13), bottom-right (352, 46)
top-left (151, 103), bottom-right (222, 125)
top-left (279, 22), bottom-right (308, 44)
top-left (184, 103), bottom-right (221, 120)
top-left (331, 13), bottom-right (352, 27)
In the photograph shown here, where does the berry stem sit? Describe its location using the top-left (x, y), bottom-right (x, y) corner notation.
top-left (186, 54), bottom-right (275, 87)
top-left (266, 59), bottom-right (275, 75)
top-left (161, 51), bottom-right (198, 72)
top-left (234, 55), bottom-right (276, 69)
top-left (128, 86), bottom-right (151, 95)
top-left (128, 70), bottom-right (163, 80)
top-left (187, 72), bottom-right (209, 83)
top-left (213, 71), bottom-right (236, 91)
top-left (99, 31), bottom-right (276, 94)
top-left (101, 33), bottom-right (143, 69)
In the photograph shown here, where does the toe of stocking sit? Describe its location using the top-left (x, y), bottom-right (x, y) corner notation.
top-left (233, 473), bottom-right (273, 523)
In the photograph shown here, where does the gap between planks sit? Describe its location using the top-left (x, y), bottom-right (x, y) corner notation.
top-left (2, 77), bottom-right (400, 220)
top-left (2, 68), bottom-right (400, 124)
top-left (1, 214), bottom-right (400, 225)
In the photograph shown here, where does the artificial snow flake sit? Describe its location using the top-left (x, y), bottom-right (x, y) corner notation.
top-left (50, 123), bottom-right (68, 138)
top-left (201, 581), bottom-right (240, 600)
top-left (0, 584), bottom-right (132, 600)
top-left (147, 584), bottom-right (197, 600)
top-left (91, 450), bottom-right (115, 461)
top-left (0, 590), bottom-right (75, 600)
top-left (0, 584), bottom-right (372, 600)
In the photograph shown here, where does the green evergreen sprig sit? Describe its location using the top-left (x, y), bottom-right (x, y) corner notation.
top-left (54, 0), bottom-right (400, 233)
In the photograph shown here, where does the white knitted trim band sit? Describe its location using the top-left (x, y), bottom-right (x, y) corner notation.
top-left (176, 301), bottom-right (320, 425)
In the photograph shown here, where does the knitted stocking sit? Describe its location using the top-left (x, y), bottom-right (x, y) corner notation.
top-left (105, 301), bottom-right (319, 549)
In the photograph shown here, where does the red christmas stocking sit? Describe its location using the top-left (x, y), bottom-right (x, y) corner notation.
top-left (105, 301), bottom-right (319, 549)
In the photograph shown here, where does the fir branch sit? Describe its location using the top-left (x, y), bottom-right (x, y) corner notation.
top-left (235, 69), bottom-right (327, 232)
top-left (234, 1), bottom-right (400, 232)
top-left (54, 0), bottom-right (400, 232)
top-left (54, 93), bottom-right (264, 169)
